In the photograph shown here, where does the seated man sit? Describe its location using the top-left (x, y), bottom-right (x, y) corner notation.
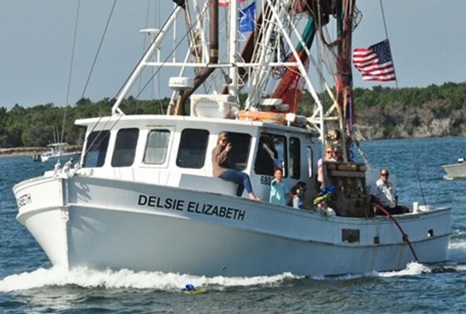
top-left (369, 168), bottom-right (409, 215)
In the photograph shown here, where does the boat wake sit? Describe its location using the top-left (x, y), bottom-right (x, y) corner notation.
top-left (375, 241), bottom-right (466, 277)
top-left (3, 251), bottom-right (466, 293)
top-left (378, 262), bottom-right (431, 277)
top-left (0, 266), bottom-right (300, 293)
top-left (311, 241), bottom-right (466, 280)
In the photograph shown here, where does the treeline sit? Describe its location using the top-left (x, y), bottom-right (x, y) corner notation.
top-left (351, 82), bottom-right (466, 140)
top-left (300, 81), bottom-right (466, 140)
top-left (1, 81), bottom-right (465, 148)
top-left (0, 96), bottom-right (169, 148)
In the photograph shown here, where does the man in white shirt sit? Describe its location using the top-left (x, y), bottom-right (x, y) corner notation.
top-left (369, 168), bottom-right (409, 215)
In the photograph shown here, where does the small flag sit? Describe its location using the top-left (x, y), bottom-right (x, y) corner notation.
top-left (239, 2), bottom-right (256, 32)
top-left (353, 39), bottom-right (396, 82)
top-left (219, 0), bottom-right (247, 7)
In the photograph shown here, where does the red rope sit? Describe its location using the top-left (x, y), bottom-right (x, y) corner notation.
top-left (373, 203), bottom-right (419, 262)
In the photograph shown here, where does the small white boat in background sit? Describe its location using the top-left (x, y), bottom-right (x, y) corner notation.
top-left (39, 143), bottom-right (80, 162)
top-left (442, 158), bottom-right (466, 180)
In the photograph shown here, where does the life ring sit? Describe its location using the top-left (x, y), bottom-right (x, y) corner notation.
top-left (237, 110), bottom-right (287, 125)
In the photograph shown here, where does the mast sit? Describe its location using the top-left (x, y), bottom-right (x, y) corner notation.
top-left (335, 0), bottom-right (355, 160)
top-left (173, 0), bottom-right (219, 115)
top-left (111, 4), bottom-right (183, 115)
top-left (228, 0), bottom-right (238, 98)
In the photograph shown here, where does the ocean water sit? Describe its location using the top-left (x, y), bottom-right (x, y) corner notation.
top-left (1, 137), bottom-right (466, 313)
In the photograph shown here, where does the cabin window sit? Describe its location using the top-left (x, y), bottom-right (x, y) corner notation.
top-left (289, 137), bottom-right (301, 179)
top-left (111, 128), bottom-right (139, 167)
top-left (307, 146), bottom-right (314, 178)
top-left (83, 130), bottom-right (110, 168)
top-left (176, 129), bottom-right (209, 169)
top-left (254, 133), bottom-right (287, 176)
top-left (144, 129), bottom-right (170, 164)
top-left (342, 229), bottom-right (360, 243)
top-left (220, 132), bottom-right (251, 170)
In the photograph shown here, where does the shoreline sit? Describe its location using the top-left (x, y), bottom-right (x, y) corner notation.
top-left (0, 147), bottom-right (44, 158)
top-left (0, 146), bottom-right (81, 158)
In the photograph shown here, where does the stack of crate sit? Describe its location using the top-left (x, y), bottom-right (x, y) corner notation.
top-left (324, 161), bottom-right (373, 217)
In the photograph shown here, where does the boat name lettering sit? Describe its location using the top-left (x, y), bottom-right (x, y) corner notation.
top-left (138, 194), bottom-right (245, 221)
top-left (17, 193), bottom-right (32, 208)
top-left (260, 176), bottom-right (273, 186)
top-left (138, 194), bottom-right (184, 211)
top-left (186, 201), bottom-right (245, 221)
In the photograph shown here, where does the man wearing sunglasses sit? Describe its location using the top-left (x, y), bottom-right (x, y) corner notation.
top-left (369, 168), bottom-right (409, 215)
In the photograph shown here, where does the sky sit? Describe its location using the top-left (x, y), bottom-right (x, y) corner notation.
top-left (1, 0), bottom-right (465, 110)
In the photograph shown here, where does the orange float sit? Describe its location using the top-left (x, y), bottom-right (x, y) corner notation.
top-left (237, 110), bottom-right (287, 125)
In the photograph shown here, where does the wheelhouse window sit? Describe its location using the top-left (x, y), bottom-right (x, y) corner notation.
top-left (83, 130), bottom-right (110, 168)
top-left (307, 146), bottom-right (314, 178)
top-left (111, 128), bottom-right (139, 167)
top-left (176, 129), bottom-right (209, 169)
top-left (289, 137), bottom-right (301, 179)
top-left (144, 129), bottom-right (170, 165)
top-left (254, 133), bottom-right (287, 176)
top-left (221, 132), bottom-right (251, 170)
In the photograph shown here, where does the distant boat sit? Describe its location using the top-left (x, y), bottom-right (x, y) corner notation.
top-left (39, 143), bottom-right (80, 162)
top-left (442, 158), bottom-right (466, 180)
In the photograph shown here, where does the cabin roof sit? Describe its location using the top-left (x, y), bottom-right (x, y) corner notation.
top-left (75, 114), bottom-right (317, 137)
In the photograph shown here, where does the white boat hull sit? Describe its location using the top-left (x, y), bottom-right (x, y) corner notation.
top-left (442, 162), bottom-right (466, 180)
top-left (14, 174), bottom-right (451, 277)
top-left (41, 151), bottom-right (81, 162)
top-left (13, 1), bottom-right (453, 278)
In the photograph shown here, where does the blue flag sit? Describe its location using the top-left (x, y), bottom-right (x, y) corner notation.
top-left (239, 2), bottom-right (256, 33)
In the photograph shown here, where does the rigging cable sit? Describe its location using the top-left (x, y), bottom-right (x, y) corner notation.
top-left (63, 1), bottom-right (118, 162)
top-left (128, 1), bottom-right (213, 105)
top-left (379, 0), bottom-right (398, 90)
top-left (80, 0), bottom-right (117, 99)
top-left (85, 1), bottom-right (195, 141)
top-left (61, 0), bottom-right (81, 146)
top-left (373, 203), bottom-right (419, 262)
top-left (379, 0), bottom-right (427, 207)
top-left (77, 1), bottom-right (122, 159)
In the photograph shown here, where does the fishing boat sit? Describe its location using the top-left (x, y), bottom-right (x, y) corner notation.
top-left (13, 0), bottom-right (451, 277)
top-left (37, 142), bottom-right (81, 163)
top-left (442, 158), bottom-right (466, 180)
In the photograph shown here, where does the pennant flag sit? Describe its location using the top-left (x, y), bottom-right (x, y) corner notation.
top-left (353, 39), bottom-right (396, 82)
top-left (239, 2), bottom-right (256, 32)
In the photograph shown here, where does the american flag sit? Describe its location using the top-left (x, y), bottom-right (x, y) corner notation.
top-left (353, 39), bottom-right (396, 82)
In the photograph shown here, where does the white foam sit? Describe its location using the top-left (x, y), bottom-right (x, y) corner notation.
top-left (450, 264), bottom-right (466, 272)
top-left (379, 262), bottom-right (431, 277)
top-left (447, 240), bottom-right (466, 261)
top-left (0, 266), bottom-right (300, 293)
